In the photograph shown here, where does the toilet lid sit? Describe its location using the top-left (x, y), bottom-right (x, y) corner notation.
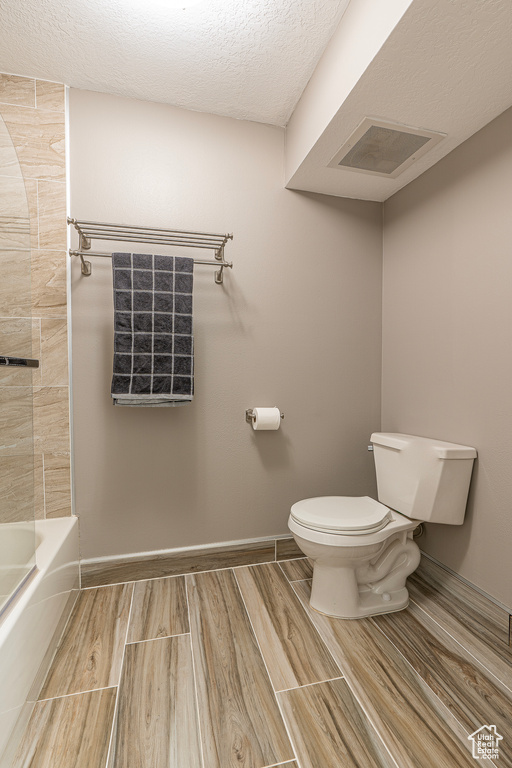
top-left (290, 496), bottom-right (392, 534)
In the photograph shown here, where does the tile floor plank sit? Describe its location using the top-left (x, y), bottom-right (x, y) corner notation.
top-left (292, 580), bottom-right (476, 768)
top-left (406, 597), bottom-right (512, 693)
top-left (279, 679), bottom-right (397, 768)
top-left (235, 563), bottom-right (340, 691)
top-left (15, 556), bottom-right (510, 768)
top-left (39, 583), bottom-right (133, 699)
top-left (187, 569), bottom-right (294, 768)
top-left (373, 602), bottom-right (512, 766)
top-left (411, 557), bottom-right (511, 651)
top-left (276, 538), bottom-right (304, 561)
top-left (110, 635), bottom-right (201, 768)
top-left (408, 575), bottom-right (512, 688)
top-left (11, 688), bottom-right (116, 768)
top-left (278, 558), bottom-right (313, 582)
top-left (272, 763), bottom-right (299, 767)
top-left (127, 576), bottom-right (188, 643)
top-left (263, 764), bottom-right (298, 767)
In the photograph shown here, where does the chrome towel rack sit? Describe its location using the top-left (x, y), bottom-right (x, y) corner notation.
top-left (68, 218), bottom-right (233, 284)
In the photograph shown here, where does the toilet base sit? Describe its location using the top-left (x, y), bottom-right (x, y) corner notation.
top-left (309, 582), bottom-right (410, 620)
top-left (289, 514), bottom-right (422, 620)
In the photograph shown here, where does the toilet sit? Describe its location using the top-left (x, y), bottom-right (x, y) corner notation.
top-left (288, 433), bottom-right (477, 619)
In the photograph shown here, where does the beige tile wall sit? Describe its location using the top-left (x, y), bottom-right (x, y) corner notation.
top-left (0, 72), bottom-right (71, 521)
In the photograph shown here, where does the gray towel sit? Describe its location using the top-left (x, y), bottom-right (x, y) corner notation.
top-left (111, 252), bottom-right (194, 406)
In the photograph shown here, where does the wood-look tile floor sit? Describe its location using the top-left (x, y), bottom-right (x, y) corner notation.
top-left (11, 556), bottom-right (512, 768)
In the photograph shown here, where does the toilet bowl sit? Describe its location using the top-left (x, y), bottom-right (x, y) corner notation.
top-left (288, 433), bottom-right (477, 620)
top-left (289, 497), bottom-right (421, 618)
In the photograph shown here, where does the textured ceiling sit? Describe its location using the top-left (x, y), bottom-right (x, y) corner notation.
top-left (0, 0), bottom-right (349, 126)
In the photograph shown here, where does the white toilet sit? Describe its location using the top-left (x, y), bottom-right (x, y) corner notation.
top-left (288, 433), bottom-right (477, 619)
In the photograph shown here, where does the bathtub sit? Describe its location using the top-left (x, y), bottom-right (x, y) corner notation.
top-left (0, 516), bottom-right (79, 764)
top-left (0, 522), bottom-right (38, 619)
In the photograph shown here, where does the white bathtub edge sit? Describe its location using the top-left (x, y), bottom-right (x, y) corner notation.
top-left (0, 516), bottom-right (79, 764)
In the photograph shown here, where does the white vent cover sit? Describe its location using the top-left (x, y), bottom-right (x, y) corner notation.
top-left (328, 118), bottom-right (446, 178)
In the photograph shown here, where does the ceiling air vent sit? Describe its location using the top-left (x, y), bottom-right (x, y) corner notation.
top-left (328, 118), bottom-right (446, 178)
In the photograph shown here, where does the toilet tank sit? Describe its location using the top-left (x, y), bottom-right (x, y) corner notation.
top-left (370, 433), bottom-right (477, 524)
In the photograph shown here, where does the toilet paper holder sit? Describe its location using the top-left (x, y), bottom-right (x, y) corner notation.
top-left (246, 408), bottom-right (284, 424)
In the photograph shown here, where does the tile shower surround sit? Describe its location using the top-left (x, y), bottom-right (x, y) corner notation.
top-left (0, 72), bottom-right (71, 521)
top-left (11, 553), bottom-right (512, 768)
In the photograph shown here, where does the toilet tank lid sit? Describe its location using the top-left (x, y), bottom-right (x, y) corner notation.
top-left (370, 433), bottom-right (477, 460)
top-left (290, 496), bottom-right (391, 534)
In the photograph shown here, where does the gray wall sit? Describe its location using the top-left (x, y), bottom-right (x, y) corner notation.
top-left (383, 106), bottom-right (512, 608)
top-left (69, 89), bottom-right (382, 560)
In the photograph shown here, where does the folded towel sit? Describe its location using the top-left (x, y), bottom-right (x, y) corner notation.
top-left (111, 252), bottom-right (194, 406)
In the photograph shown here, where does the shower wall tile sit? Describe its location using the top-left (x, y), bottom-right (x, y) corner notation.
top-left (38, 180), bottom-right (67, 249)
top-left (0, 249), bottom-right (32, 316)
top-left (35, 80), bottom-right (65, 113)
top-left (0, 318), bottom-right (40, 386)
top-left (34, 452), bottom-right (45, 519)
top-left (0, 143), bottom-right (21, 178)
top-left (0, 74), bottom-right (35, 108)
top-left (33, 387), bottom-right (70, 454)
top-left (0, 455), bottom-right (36, 523)
top-left (43, 453), bottom-right (72, 518)
top-left (32, 319), bottom-right (43, 386)
top-left (0, 386), bottom-right (34, 455)
top-left (31, 249), bottom-right (67, 316)
top-left (40, 319), bottom-right (68, 386)
top-left (0, 452), bottom-right (43, 522)
top-left (0, 104), bottom-right (65, 181)
top-left (0, 218), bottom-right (30, 250)
top-left (0, 173), bottom-right (31, 249)
top-left (0, 451), bottom-right (46, 521)
top-left (1, 73), bottom-right (71, 522)
top-left (24, 176), bottom-right (39, 249)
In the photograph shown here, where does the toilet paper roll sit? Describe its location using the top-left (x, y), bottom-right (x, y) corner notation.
top-left (252, 407), bottom-right (281, 431)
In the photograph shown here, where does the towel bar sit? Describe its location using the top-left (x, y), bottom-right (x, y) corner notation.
top-left (68, 218), bottom-right (233, 284)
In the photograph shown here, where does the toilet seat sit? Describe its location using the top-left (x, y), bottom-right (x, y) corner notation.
top-left (290, 495), bottom-right (391, 535)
